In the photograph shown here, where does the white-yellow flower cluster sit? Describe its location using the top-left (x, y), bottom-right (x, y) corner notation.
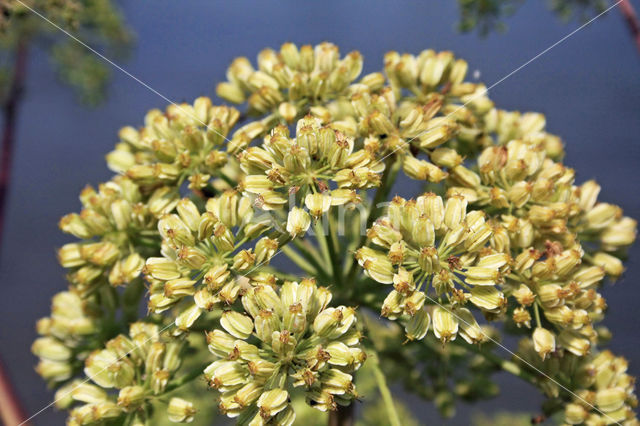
top-left (33, 44), bottom-right (638, 425)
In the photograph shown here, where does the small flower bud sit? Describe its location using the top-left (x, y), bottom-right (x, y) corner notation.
top-left (457, 308), bottom-right (485, 344)
top-left (174, 304), bottom-right (202, 331)
top-left (405, 309), bottom-right (430, 341)
top-left (32, 337), bottom-right (72, 361)
top-left (433, 307), bottom-right (458, 343)
top-left (71, 383), bottom-right (108, 404)
top-left (355, 247), bottom-right (394, 284)
top-left (469, 286), bottom-right (505, 312)
top-left (257, 389), bottom-right (289, 419)
top-left (58, 243), bottom-right (85, 268)
top-left (305, 193), bottom-right (331, 218)
top-left (513, 284), bottom-right (535, 306)
top-left (443, 195), bottom-right (467, 229)
top-left (513, 307), bottom-right (532, 328)
top-left (221, 311), bottom-right (254, 339)
top-left (595, 387), bottom-right (627, 413)
top-left (533, 327), bottom-right (556, 360)
top-left (403, 156), bottom-right (447, 182)
top-left (176, 198), bottom-right (201, 232)
top-left (286, 207), bottom-right (311, 237)
top-left (168, 397), bottom-right (197, 423)
top-left (143, 257), bottom-right (180, 281)
top-left (217, 82), bottom-right (245, 104)
top-left (117, 386), bottom-right (145, 412)
top-left (320, 368), bottom-right (353, 395)
top-left (232, 249), bottom-right (256, 271)
top-left (592, 252), bottom-right (624, 279)
top-left (601, 217), bottom-right (637, 248)
top-left (565, 403), bottom-right (589, 424)
top-left (419, 117), bottom-right (457, 149)
top-left (35, 359), bottom-right (72, 382)
top-left (206, 330), bottom-right (236, 358)
top-left (558, 330), bottom-right (590, 357)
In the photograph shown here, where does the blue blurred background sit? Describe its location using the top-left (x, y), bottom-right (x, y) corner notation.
top-left (1, 0), bottom-right (639, 424)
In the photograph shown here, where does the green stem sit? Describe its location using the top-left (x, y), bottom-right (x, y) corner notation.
top-left (534, 302), bottom-right (542, 328)
top-left (122, 278), bottom-right (145, 324)
top-left (314, 220), bottom-right (333, 276)
top-left (164, 363), bottom-right (210, 393)
top-left (281, 244), bottom-right (319, 276)
top-left (345, 157), bottom-right (401, 283)
top-left (454, 341), bottom-right (538, 385)
top-left (292, 243), bottom-right (332, 282)
top-left (326, 216), bottom-right (343, 285)
top-left (369, 351), bottom-right (402, 426)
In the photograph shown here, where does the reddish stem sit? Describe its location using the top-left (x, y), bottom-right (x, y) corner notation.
top-left (0, 355), bottom-right (28, 425)
top-left (0, 40), bottom-right (28, 256)
top-left (0, 41), bottom-right (29, 426)
top-left (619, 0), bottom-right (640, 53)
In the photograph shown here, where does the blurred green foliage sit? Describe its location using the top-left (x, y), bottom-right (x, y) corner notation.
top-left (457, 0), bottom-right (610, 35)
top-left (0, 0), bottom-right (132, 105)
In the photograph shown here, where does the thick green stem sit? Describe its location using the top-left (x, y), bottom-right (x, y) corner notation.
top-left (368, 351), bottom-right (402, 426)
top-left (290, 237), bottom-right (325, 270)
top-left (345, 157), bottom-right (401, 283)
top-left (456, 341), bottom-right (538, 386)
top-left (325, 216), bottom-right (343, 285)
top-left (280, 244), bottom-right (318, 276)
top-left (314, 220), bottom-right (333, 276)
top-left (164, 362), bottom-right (211, 393)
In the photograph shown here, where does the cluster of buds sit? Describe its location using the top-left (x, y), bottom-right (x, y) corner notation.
top-left (58, 176), bottom-right (173, 295)
top-left (107, 97), bottom-right (240, 193)
top-left (57, 322), bottom-right (194, 425)
top-left (348, 80), bottom-right (460, 174)
top-left (481, 109), bottom-right (563, 157)
top-left (563, 350), bottom-right (637, 425)
top-left (471, 137), bottom-right (573, 217)
top-left (217, 42), bottom-right (383, 120)
top-left (508, 244), bottom-right (607, 359)
top-left (383, 49), bottom-right (494, 150)
top-left (240, 116), bottom-right (382, 214)
top-left (357, 193), bottom-right (508, 342)
top-left (462, 134), bottom-right (635, 358)
top-left (571, 179), bottom-right (637, 257)
top-left (32, 291), bottom-right (101, 384)
top-left (516, 340), bottom-right (637, 425)
top-left (205, 279), bottom-right (364, 423)
top-left (143, 192), bottom-right (282, 332)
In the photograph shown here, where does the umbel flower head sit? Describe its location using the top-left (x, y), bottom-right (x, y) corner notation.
top-left (107, 97), bottom-right (240, 193)
top-left (217, 42), bottom-right (382, 120)
top-left (515, 340), bottom-right (638, 425)
top-left (357, 192), bottom-right (508, 342)
top-left (205, 279), bottom-right (364, 423)
top-left (33, 43), bottom-right (638, 426)
top-left (58, 176), bottom-right (172, 296)
top-left (143, 191), bottom-right (282, 332)
top-left (51, 322), bottom-right (196, 425)
top-left (240, 115), bottom-right (383, 214)
top-left (32, 291), bottom-right (101, 384)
